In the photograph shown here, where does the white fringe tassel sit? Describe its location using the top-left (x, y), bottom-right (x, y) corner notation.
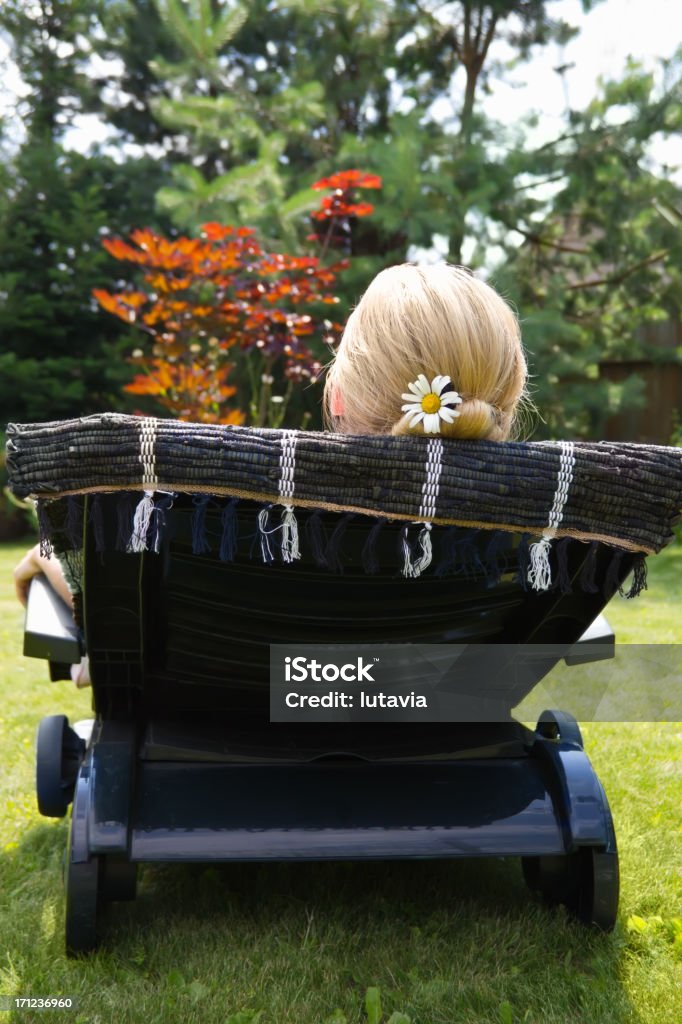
top-left (258, 506), bottom-right (275, 563)
top-left (281, 503), bottom-right (301, 563)
top-left (528, 534), bottom-right (553, 591)
top-left (128, 490), bottom-right (155, 553)
top-left (401, 523), bottom-right (433, 578)
top-left (527, 441), bottom-right (576, 591)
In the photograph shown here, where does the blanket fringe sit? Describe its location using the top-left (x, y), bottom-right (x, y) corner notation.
top-left (257, 504), bottom-right (276, 564)
top-left (36, 500), bottom-right (54, 558)
top-left (483, 530), bottom-right (509, 586)
top-left (88, 495), bottom-right (105, 554)
top-left (325, 513), bottom-right (355, 573)
top-left (604, 549), bottom-right (624, 595)
top-left (513, 533), bottom-right (531, 591)
top-left (281, 504), bottom-right (301, 563)
top-left (555, 537), bottom-right (573, 594)
top-left (579, 540), bottom-right (600, 593)
top-left (528, 535), bottom-right (553, 591)
top-left (219, 498), bottom-right (239, 562)
top-left (128, 491), bottom-right (155, 553)
top-left (305, 510), bottom-right (328, 567)
top-left (401, 523), bottom-right (433, 579)
top-left (66, 496), bottom-right (84, 549)
top-left (115, 493), bottom-right (137, 552)
top-left (191, 495), bottom-right (212, 555)
top-left (622, 553), bottom-right (648, 599)
top-left (362, 517), bottom-right (385, 574)
top-left (30, 491), bottom-right (651, 598)
top-left (434, 528), bottom-right (484, 579)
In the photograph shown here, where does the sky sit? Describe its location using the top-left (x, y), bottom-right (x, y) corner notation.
top-left (0, 0), bottom-right (680, 168)
top-left (482, 0), bottom-right (681, 169)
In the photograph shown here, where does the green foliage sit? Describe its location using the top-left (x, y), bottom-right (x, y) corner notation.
top-left (89, 0), bottom-right (186, 150)
top-left (152, 0), bottom-right (249, 75)
top-left (0, 0), bottom-right (96, 141)
top-left (495, 52), bottom-right (682, 438)
top-left (0, 143), bottom-right (169, 422)
top-left (155, 134), bottom-right (289, 235)
top-left (0, 0), bottom-right (179, 424)
top-left (146, 2), bottom-right (603, 294)
top-left (1, 0), bottom-right (680, 438)
top-left (144, 1), bottom-right (682, 440)
top-left (145, 0), bottom-right (328, 236)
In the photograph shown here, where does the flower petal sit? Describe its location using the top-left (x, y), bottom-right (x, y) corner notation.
top-left (416, 373), bottom-right (430, 395)
top-left (440, 391), bottom-right (462, 406)
top-left (402, 392), bottom-right (420, 402)
top-left (407, 381), bottom-right (422, 396)
top-left (401, 402), bottom-right (421, 413)
top-left (436, 374), bottom-right (452, 394)
top-left (408, 411), bottom-right (425, 428)
top-left (438, 406), bottom-right (456, 423)
top-left (424, 413), bottom-right (441, 433)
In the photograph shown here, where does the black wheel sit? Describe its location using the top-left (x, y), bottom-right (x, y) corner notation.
top-left (575, 845), bottom-right (619, 931)
top-left (537, 709), bottom-right (583, 747)
top-left (65, 828), bottom-right (100, 956)
top-left (522, 854), bottom-right (574, 902)
top-left (100, 857), bottom-right (138, 902)
top-left (522, 845), bottom-right (619, 931)
top-left (36, 715), bottom-right (85, 818)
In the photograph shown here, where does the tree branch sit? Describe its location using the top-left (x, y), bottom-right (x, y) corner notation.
top-left (473, 5), bottom-right (483, 54)
top-left (566, 249), bottom-right (669, 290)
top-left (480, 12), bottom-right (498, 66)
top-left (500, 221), bottom-right (588, 254)
top-left (515, 174), bottom-right (566, 192)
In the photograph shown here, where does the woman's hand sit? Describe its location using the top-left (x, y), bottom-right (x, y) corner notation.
top-left (13, 543), bottom-right (74, 609)
top-left (13, 543), bottom-right (42, 606)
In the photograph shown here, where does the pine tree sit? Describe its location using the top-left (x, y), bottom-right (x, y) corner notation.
top-left (0, 0), bottom-right (169, 422)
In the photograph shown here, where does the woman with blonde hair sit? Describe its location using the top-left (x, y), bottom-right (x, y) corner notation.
top-left (323, 262), bottom-right (528, 441)
top-left (15, 262), bottom-right (529, 636)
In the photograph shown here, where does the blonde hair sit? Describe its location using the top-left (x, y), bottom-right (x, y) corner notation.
top-left (323, 263), bottom-right (529, 441)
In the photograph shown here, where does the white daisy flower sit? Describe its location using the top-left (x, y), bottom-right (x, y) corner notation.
top-left (401, 374), bottom-right (462, 433)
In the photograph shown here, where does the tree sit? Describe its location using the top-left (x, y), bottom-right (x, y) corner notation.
top-left (494, 54), bottom-right (682, 438)
top-left (146, 2), bottom-right (597, 279)
top-left (0, 0), bottom-right (171, 423)
top-left (2, 0), bottom-right (679, 440)
top-left (147, 0), bottom-right (327, 240)
top-left (88, 0), bottom-right (188, 152)
top-left (0, 0), bottom-right (96, 142)
top-left (0, 145), bottom-right (173, 421)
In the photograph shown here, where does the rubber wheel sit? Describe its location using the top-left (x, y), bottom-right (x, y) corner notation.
top-left (100, 858), bottom-right (138, 902)
top-left (64, 821), bottom-right (100, 956)
top-left (36, 715), bottom-right (85, 818)
top-left (522, 845), bottom-right (619, 931)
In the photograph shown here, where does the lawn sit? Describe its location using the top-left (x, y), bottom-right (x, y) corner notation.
top-left (0, 539), bottom-right (680, 1024)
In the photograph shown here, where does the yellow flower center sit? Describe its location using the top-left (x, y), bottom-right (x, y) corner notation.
top-left (421, 393), bottom-right (441, 414)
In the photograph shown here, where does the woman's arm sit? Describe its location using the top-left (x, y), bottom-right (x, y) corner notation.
top-left (13, 543), bottom-right (74, 609)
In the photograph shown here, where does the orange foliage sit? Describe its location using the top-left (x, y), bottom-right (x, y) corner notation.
top-left (311, 170), bottom-right (382, 192)
top-left (125, 359), bottom-right (244, 424)
top-left (95, 171), bottom-right (382, 423)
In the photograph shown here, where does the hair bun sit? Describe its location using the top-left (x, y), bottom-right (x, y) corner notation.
top-left (392, 397), bottom-right (506, 441)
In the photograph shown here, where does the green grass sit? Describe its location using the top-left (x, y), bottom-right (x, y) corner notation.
top-left (0, 541), bottom-right (680, 1024)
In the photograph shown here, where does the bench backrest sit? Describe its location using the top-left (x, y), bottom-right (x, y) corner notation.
top-left (80, 494), bottom-right (633, 721)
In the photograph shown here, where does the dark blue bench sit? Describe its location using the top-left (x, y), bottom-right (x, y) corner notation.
top-left (27, 494), bottom-right (628, 954)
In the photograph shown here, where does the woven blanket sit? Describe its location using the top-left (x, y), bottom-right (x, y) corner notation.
top-left (6, 414), bottom-right (682, 561)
